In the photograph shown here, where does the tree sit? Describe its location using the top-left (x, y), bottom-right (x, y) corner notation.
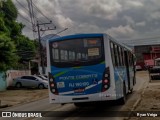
top-left (15, 35), bottom-right (36, 61)
top-left (0, 0), bottom-right (37, 71)
top-left (1, 0), bottom-right (17, 20)
top-left (0, 33), bottom-right (18, 71)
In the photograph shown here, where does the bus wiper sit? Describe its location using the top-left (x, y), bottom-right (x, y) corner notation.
top-left (74, 59), bottom-right (88, 63)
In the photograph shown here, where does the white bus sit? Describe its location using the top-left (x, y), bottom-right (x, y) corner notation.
top-left (46, 33), bottom-right (136, 106)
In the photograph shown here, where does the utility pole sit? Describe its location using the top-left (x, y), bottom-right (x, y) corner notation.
top-left (37, 21), bottom-right (56, 74)
top-left (27, 0), bottom-right (36, 35)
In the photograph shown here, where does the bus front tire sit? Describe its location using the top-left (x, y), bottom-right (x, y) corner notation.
top-left (74, 103), bottom-right (85, 107)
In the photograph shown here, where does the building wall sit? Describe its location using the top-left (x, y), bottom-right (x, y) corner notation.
top-left (6, 70), bottom-right (30, 87)
top-left (0, 72), bottom-right (7, 91)
top-left (134, 45), bottom-right (160, 68)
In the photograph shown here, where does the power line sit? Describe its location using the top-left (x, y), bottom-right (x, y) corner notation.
top-left (47, 28), bottom-right (68, 40)
top-left (23, 25), bottom-right (33, 31)
top-left (18, 13), bottom-right (31, 24)
top-left (15, 0), bottom-right (29, 12)
top-left (16, 0), bottom-right (44, 28)
top-left (31, 2), bottom-right (51, 22)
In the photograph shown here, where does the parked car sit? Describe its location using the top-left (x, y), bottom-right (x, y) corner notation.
top-left (136, 65), bottom-right (142, 71)
top-left (37, 75), bottom-right (48, 81)
top-left (12, 75), bottom-right (48, 89)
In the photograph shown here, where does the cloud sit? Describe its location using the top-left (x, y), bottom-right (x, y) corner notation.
top-left (151, 12), bottom-right (160, 20)
top-left (106, 25), bottom-right (135, 38)
top-left (12, 0), bottom-right (160, 40)
top-left (123, 16), bottom-right (135, 26)
top-left (126, 1), bottom-right (143, 8)
top-left (88, 1), bottom-right (122, 20)
top-left (136, 21), bottom-right (146, 27)
top-left (54, 14), bottom-right (74, 28)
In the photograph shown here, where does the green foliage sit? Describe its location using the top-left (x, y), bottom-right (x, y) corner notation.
top-left (10, 21), bottom-right (23, 37)
top-left (15, 35), bottom-right (36, 61)
top-left (0, 33), bottom-right (18, 71)
top-left (0, 0), bottom-right (37, 71)
top-left (2, 0), bottom-right (18, 20)
top-left (0, 17), bottom-right (6, 31)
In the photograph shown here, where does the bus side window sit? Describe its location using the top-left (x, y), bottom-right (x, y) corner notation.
top-left (117, 46), bottom-right (122, 66)
top-left (114, 44), bottom-right (119, 66)
top-left (121, 48), bottom-right (125, 66)
top-left (119, 47), bottom-right (124, 66)
top-left (110, 42), bottom-right (116, 66)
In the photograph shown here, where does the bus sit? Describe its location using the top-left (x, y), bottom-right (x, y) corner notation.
top-left (46, 33), bottom-right (136, 106)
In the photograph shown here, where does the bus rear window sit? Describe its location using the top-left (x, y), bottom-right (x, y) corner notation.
top-left (50, 37), bottom-right (104, 67)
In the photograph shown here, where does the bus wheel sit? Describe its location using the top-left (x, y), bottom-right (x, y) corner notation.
top-left (74, 103), bottom-right (84, 107)
top-left (118, 83), bottom-right (126, 105)
top-left (129, 88), bottom-right (133, 94)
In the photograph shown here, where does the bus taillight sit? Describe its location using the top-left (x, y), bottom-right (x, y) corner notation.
top-left (102, 67), bottom-right (110, 92)
top-left (104, 79), bottom-right (109, 83)
top-left (50, 83), bottom-right (55, 87)
top-left (48, 72), bottom-right (59, 95)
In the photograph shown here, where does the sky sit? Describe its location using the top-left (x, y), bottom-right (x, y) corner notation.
top-left (12, 0), bottom-right (160, 41)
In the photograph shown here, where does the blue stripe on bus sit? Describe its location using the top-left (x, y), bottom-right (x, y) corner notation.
top-left (49, 33), bottom-right (104, 42)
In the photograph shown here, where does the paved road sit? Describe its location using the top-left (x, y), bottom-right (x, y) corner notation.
top-left (0, 71), bottom-right (148, 120)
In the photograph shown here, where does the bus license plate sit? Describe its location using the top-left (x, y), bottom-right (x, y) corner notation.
top-left (74, 88), bottom-right (85, 93)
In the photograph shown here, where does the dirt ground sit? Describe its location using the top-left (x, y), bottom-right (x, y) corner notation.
top-left (0, 88), bottom-right (48, 108)
top-left (129, 71), bottom-right (160, 120)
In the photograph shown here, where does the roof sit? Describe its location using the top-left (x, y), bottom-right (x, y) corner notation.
top-left (49, 33), bottom-right (104, 42)
top-left (48, 33), bottom-right (133, 52)
top-left (121, 38), bottom-right (160, 46)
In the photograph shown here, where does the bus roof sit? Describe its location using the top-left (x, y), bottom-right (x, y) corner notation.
top-left (48, 33), bottom-right (104, 42)
top-left (48, 33), bottom-right (133, 53)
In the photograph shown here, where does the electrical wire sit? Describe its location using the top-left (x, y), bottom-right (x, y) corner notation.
top-left (18, 13), bottom-right (31, 24)
top-left (15, 0), bottom-right (43, 22)
top-left (31, 1), bottom-right (51, 22)
top-left (15, 0), bottom-right (29, 12)
top-left (47, 28), bottom-right (68, 39)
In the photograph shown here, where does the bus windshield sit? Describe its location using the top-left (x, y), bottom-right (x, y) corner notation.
top-left (50, 37), bottom-right (104, 67)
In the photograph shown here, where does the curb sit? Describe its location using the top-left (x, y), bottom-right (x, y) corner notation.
top-left (0, 104), bottom-right (11, 108)
top-left (124, 81), bottom-right (149, 120)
